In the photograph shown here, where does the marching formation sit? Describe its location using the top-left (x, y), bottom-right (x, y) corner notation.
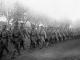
top-left (0, 20), bottom-right (79, 60)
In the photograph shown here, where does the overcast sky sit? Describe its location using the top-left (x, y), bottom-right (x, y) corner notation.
top-left (2, 0), bottom-right (80, 28)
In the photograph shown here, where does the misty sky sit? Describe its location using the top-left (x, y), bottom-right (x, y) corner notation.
top-left (2, 0), bottom-right (80, 28)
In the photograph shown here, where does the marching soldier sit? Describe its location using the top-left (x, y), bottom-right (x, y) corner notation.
top-left (11, 21), bottom-right (21, 59)
top-left (39, 27), bottom-right (46, 48)
top-left (19, 23), bottom-right (26, 50)
top-left (45, 28), bottom-right (51, 47)
top-left (29, 24), bottom-right (37, 48)
top-left (0, 25), bottom-right (9, 59)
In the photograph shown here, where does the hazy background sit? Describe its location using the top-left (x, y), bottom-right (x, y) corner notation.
top-left (1, 0), bottom-right (80, 28)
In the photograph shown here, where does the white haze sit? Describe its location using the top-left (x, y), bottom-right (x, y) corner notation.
top-left (2, 0), bottom-right (80, 28)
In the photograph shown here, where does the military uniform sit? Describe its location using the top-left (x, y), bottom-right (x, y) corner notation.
top-left (0, 26), bottom-right (9, 59)
top-left (39, 29), bottom-right (46, 48)
top-left (12, 28), bottom-right (21, 56)
top-left (19, 23), bottom-right (26, 50)
top-left (30, 28), bottom-right (37, 48)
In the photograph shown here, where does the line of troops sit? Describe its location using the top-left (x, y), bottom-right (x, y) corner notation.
top-left (0, 21), bottom-right (79, 60)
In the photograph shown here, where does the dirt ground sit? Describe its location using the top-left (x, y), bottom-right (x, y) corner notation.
top-left (2, 39), bottom-right (80, 60)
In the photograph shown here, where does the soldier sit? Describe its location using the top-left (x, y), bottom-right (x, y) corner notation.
top-left (45, 28), bottom-right (51, 47)
top-left (35, 27), bottom-right (41, 48)
top-left (39, 27), bottom-right (46, 48)
top-left (0, 25), bottom-right (9, 59)
top-left (29, 24), bottom-right (37, 48)
top-left (11, 21), bottom-right (21, 59)
top-left (19, 23), bottom-right (26, 50)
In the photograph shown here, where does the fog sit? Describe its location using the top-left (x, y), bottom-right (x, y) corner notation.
top-left (1, 0), bottom-right (80, 28)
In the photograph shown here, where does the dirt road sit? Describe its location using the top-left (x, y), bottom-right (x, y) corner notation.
top-left (3, 39), bottom-right (80, 60)
top-left (30, 39), bottom-right (80, 60)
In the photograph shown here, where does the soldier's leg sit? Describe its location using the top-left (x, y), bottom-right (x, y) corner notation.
top-left (36, 39), bottom-right (38, 47)
top-left (17, 43), bottom-right (21, 55)
top-left (39, 40), bottom-right (43, 49)
top-left (11, 42), bottom-right (18, 59)
top-left (56, 35), bottom-right (59, 43)
top-left (49, 37), bottom-right (52, 45)
top-left (34, 37), bottom-right (37, 48)
top-left (42, 37), bottom-right (45, 47)
top-left (62, 33), bottom-right (65, 41)
top-left (59, 33), bottom-right (63, 42)
top-left (11, 49), bottom-right (16, 59)
top-left (22, 41), bottom-right (25, 50)
top-left (12, 41), bottom-right (21, 58)
top-left (20, 40), bottom-right (23, 49)
top-left (37, 39), bottom-right (41, 48)
top-left (30, 40), bottom-right (32, 49)
top-left (45, 38), bottom-right (49, 47)
top-left (31, 37), bottom-right (36, 48)
top-left (58, 36), bottom-right (61, 42)
top-left (62, 33), bottom-right (66, 41)
top-left (4, 45), bottom-right (9, 54)
top-left (14, 42), bottom-right (21, 55)
top-left (36, 39), bottom-right (38, 48)
top-left (30, 37), bottom-right (34, 49)
top-left (1, 39), bottom-right (9, 54)
top-left (38, 39), bottom-right (41, 48)
top-left (33, 40), bottom-right (36, 48)
top-left (0, 51), bottom-right (2, 60)
top-left (20, 40), bottom-right (25, 50)
top-left (0, 46), bottom-right (4, 59)
top-left (39, 37), bottom-right (44, 49)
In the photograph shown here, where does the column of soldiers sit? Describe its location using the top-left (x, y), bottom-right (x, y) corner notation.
top-left (0, 21), bottom-right (27, 59)
top-left (0, 20), bottom-right (78, 60)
